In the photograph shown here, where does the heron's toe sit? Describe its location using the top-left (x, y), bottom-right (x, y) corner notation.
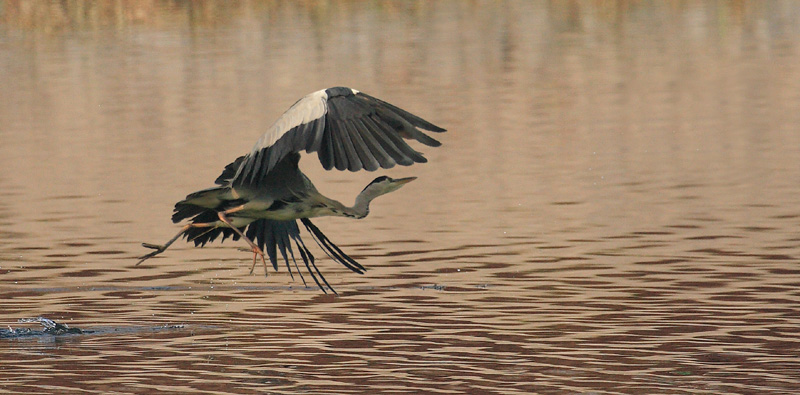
top-left (142, 243), bottom-right (165, 251)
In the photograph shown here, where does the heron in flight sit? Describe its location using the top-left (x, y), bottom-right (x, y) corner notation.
top-left (137, 87), bottom-right (445, 294)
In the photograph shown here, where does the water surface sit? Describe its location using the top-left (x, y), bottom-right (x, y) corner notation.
top-left (2, 1), bottom-right (800, 393)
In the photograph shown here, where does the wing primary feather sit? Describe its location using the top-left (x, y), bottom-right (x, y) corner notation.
top-left (368, 115), bottom-right (421, 165)
top-left (335, 120), bottom-right (363, 171)
top-left (330, 93), bottom-right (361, 119)
top-left (319, 120), bottom-right (336, 170)
top-left (291, 230), bottom-right (316, 289)
top-left (356, 92), bottom-right (446, 132)
top-left (326, 98), bottom-right (353, 171)
top-left (275, 224), bottom-right (294, 279)
top-left (308, 253), bottom-right (336, 295)
top-left (376, 106), bottom-right (442, 147)
top-left (352, 118), bottom-right (395, 169)
top-left (247, 220), bottom-right (309, 274)
top-left (327, 115), bottom-right (350, 171)
top-left (285, 246), bottom-right (296, 281)
top-left (299, 220), bottom-right (339, 294)
top-left (292, 122), bottom-right (308, 148)
top-left (336, 98), bottom-right (383, 170)
top-left (291, 239), bottom-right (309, 286)
top-left (266, 150), bottom-right (283, 182)
top-left (409, 130), bottom-right (441, 147)
top-left (343, 120), bottom-right (380, 171)
top-left (374, 115), bottom-right (427, 164)
top-left (301, 218), bottom-right (365, 274)
top-left (301, 252), bottom-right (326, 294)
top-left (268, 219), bottom-right (324, 293)
top-left (264, 225), bottom-right (279, 271)
top-left (242, 151), bottom-right (258, 185)
top-left (306, 118), bottom-right (326, 152)
top-left (233, 88), bottom-right (444, 186)
top-left (257, 150), bottom-right (271, 184)
top-left (361, 116), bottom-right (408, 165)
top-left (245, 220), bottom-right (257, 242)
top-left (281, 222), bottom-right (306, 281)
top-left (215, 155), bottom-right (246, 185)
top-left (385, 131), bottom-right (426, 164)
top-left (257, 221), bottom-right (280, 272)
top-left (296, 230), bottom-right (328, 294)
top-left (270, 140), bottom-right (298, 175)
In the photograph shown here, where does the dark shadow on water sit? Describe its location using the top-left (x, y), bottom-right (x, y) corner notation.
top-left (2, 317), bottom-right (190, 341)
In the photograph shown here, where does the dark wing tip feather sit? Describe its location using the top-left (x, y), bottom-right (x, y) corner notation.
top-left (215, 155), bottom-right (247, 185)
top-left (173, 214), bottom-right (363, 294)
top-left (342, 120), bottom-right (380, 171)
top-left (301, 218), bottom-right (366, 274)
top-left (355, 91), bottom-right (446, 132)
top-left (246, 219), bottom-right (349, 294)
top-left (235, 87), bottom-right (446, 185)
top-left (411, 131), bottom-right (441, 147)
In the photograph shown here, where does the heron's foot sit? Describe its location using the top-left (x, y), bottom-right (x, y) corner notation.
top-left (136, 243), bottom-right (166, 266)
top-left (142, 243), bottom-right (165, 250)
top-left (249, 246), bottom-right (268, 276)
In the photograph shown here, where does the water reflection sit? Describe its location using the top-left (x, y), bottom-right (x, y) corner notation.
top-left (2, 1), bottom-right (800, 394)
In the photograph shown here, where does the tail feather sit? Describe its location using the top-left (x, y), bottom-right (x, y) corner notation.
top-left (172, 186), bottom-right (232, 223)
top-left (182, 210), bottom-right (243, 247)
top-left (172, 203), bottom-right (206, 224)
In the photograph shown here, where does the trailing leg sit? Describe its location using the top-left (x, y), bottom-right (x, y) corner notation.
top-left (217, 211), bottom-right (269, 276)
top-left (137, 223), bottom-right (200, 265)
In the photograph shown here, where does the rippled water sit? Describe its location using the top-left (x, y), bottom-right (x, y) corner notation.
top-left (2, 1), bottom-right (800, 393)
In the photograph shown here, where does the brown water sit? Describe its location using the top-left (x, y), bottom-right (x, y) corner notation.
top-left (2, 1), bottom-right (800, 393)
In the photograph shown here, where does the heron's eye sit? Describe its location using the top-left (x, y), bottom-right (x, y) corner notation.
top-left (371, 176), bottom-right (390, 184)
top-left (361, 176), bottom-right (390, 192)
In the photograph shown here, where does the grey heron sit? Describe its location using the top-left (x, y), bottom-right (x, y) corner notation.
top-left (137, 87), bottom-right (445, 294)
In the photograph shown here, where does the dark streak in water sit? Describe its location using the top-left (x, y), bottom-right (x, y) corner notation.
top-left (2, 317), bottom-right (191, 341)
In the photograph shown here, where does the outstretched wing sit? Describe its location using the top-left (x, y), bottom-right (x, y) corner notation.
top-left (232, 87), bottom-right (446, 186)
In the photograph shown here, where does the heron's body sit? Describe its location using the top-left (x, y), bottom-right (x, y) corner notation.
top-left (176, 153), bottom-right (380, 224)
top-left (138, 87), bottom-right (445, 294)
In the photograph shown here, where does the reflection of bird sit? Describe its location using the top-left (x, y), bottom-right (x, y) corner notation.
top-left (137, 87), bottom-right (446, 294)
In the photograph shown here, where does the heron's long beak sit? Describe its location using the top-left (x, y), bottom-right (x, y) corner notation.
top-left (393, 177), bottom-right (417, 185)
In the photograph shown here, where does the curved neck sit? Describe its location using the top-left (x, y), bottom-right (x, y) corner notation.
top-left (350, 191), bottom-right (374, 219)
top-left (319, 188), bottom-right (378, 219)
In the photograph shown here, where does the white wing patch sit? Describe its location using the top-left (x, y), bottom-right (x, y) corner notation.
top-left (251, 89), bottom-right (329, 153)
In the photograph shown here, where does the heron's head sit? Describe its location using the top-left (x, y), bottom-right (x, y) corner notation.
top-left (360, 176), bottom-right (416, 199)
